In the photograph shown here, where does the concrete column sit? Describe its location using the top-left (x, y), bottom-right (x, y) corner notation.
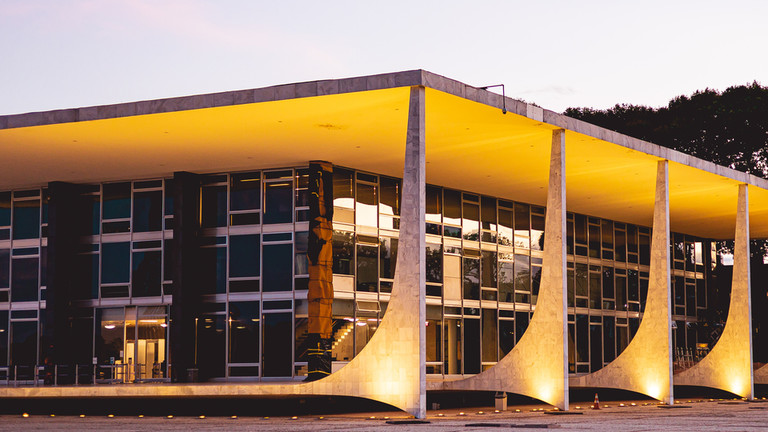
top-left (441, 128), bottom-right (569, 410)
top-left (44, 182), bottom-right (83, 367)
top-left (300, 86), bottom-right (426, 418)
top-left (170, 172), bottom-right (202, 383)
top-left (675, 184), bottom-right (754, 399)
top-left (570, 159), bottom-right (674, 405)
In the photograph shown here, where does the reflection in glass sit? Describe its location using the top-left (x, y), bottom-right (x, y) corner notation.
top-left (498, 259), bottom-right (513, 302)
top-left (101, 242), bottom-right (130, 284)
top-left (230, 172), bottom-right (261, 211)
top-left (514, 204), bottom-right (530, 249)
top-left (426, 244), bottom-right (442, 283)
top-left (131, 251), bottom-right (161, 297)
top-left (443, 189), bottom-right (461, 226)
top-left (499, 319), bottom-right (514, 357)
top-left (264, 182), bottom-right (293, 224)
top-left (356, 244), bottom-right (378, 292)
top-left (229, 301), bottom-right (259, 363)
top-left (13, 200), bottom-right (40, 240)
top-left (229, 235), bottom-right (260, 278)
top-left (133, 191), bottom-right (162, 232)
top-left (102, 183), bottom-right (131, 220)
top-left (379, 237), bottom-right (397, 279)
top-left (197, 314), bottom-right (225, 380)
top-left (0, 249), bottom-right (8, 288)
top-left (332, 231), bottom-right (354, 275)
top-left (10, 321), bottom-right (37, 366)
top-left (498, 208), bottom-right (513, 246)
top-left (530, 211), bottom-right (544, 251)
top-left (333, 168), bottom-right (354, 208)
top-left (11, 257), bottom-right (38, 302)
top-left (462, 202), bottom-right (479, 241)
top-left (262, 312), bottom-right (292, 377)
top-left (462, 257), bottom-right (479, 300)
top-left (262, 244), bottom-right (292, 291)
top-left (355, 182), bottom-right (377, 227)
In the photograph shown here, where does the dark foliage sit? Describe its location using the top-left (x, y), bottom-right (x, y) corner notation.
top-left (564, 82), bottom-right (768, 179)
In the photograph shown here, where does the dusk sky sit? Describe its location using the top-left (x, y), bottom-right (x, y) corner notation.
top-left (1, 0), bottom-right (766, 115)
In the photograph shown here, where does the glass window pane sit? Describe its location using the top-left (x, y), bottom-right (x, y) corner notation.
top-left (200, 246), bottom-right (226, 294)
top-left (0, 192), bottom-right (10, 226)
top-left (229, 301), bottom-right (260, 363)
top-left (462, 202), bottom-right (479, 241)
top-left (262, 312), bottom-right (292, 377)
top-left (514, 204), bottom-right (530, 249)
top-left (498, 209), bottom-right (513, 247)
top-left (379, 237), bottom-right (397, 279)
top-left (201, 185), bottom-right (227, 228)
top-left (197, 313), bottom-right (225, 379)
top-left (264, 182), bottom-right (293, 224)
top-left (603, 316), bottom-right (615, 362)
top-left (0, 249), bottom-right (9, 288)
top-left (482, 309), bottom-right (497, 362)
top-left (355, 182), bottom-right (377, 227)
top-left (481, 251), bottom-right (497, 288)
top-left (462, 257), bottom-right (479, 300)
top-left (230, 172), bottom-right (261, 211)
top-left (530, 211), bottom-right (544, 251)
top-left (356, 244), bottom-right (378, 292)
top-left (229, 234), bottom-right (260, 278)
top-left (576, 314), bottom-right (588, 363)
top-left (131, 251), bottom-right (161, 297)
top-left (499, 319), bottom-right (514, 357)
top-left (463, 318), bottom-right (480, 374)
top-left (443, 254), bottom-right (461, 302)
top-left (498, 260), bottom-right (513, 302)
top-left (101, 242), bottom-right (130, 284)
top-left (0, 311), bottom-right (7, 366)
top-left (11, 258), bottom-right (38, 302)
top-left (426, 243), bottom-right (442, 284)
top-left (426, 186), bottom-right (441, 223)
top-left (590, 323), bottom-right (602, 372)
top-left (444, 318), bottom-right (461, 374)
top-left (102, 183), bottom-right (131, 220)
top-left (443, 189), bottom-right (461, 226)
top-left (263, 244), bottom-right (292, 291)
top-left (332, 231), bottom-right (354, 275)
top-left (133, 190), bottom-right (162, 232)
top-left (332, 168), bottom-right (354, 208)
top-left (514, 254), bottom-right (530, 293)
top-left (379, 177), bottom-right (400, 216)
top-left (589, 272), bottom-right (601, 309)
top-left (13, 200), bottom-right (40, 240)
top-left (481, 196), bottom-right (496, 230)
top-left (11, 321), bottom-right (37, 366)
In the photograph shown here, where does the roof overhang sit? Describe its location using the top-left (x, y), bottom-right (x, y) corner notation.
top-left (1, 70), bottom-right (767, 239)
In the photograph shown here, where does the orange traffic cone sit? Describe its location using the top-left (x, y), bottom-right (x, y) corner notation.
top-left (592, 393), bottom-right (600, 410)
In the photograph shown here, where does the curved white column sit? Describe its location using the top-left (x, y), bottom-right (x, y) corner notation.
top-left (674, 184), bottom-right (754, 399)
top-left (442, 128), bottom-right (569, 410)
top-left (570, 160), bottom-right (674, 404)
top-left (294, 85), bottom-right (427, 417)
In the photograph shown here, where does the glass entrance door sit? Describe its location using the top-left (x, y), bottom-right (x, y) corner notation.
top-left (96, 306), bottom-right (168, 382)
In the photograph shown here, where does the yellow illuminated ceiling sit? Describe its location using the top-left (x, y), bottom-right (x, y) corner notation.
top-left (1, 81), bottom-right (766, 239)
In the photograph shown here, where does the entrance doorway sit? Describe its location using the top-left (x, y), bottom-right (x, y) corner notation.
top-left (96, 305), bottom-right (168, 381)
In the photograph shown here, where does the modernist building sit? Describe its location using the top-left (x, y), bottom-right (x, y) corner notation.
top-left (0, 70), bottom-right (766, 418)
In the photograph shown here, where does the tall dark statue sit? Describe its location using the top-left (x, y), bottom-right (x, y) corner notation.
top-left (305, 161), bottom-right (334, 381)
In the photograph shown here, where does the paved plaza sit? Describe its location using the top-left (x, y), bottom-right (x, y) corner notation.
top-left (1, 399), bottom-right (767, 431)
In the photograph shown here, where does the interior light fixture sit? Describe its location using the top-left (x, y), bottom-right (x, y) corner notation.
top-left (104, 325), bottom-right (116, 330)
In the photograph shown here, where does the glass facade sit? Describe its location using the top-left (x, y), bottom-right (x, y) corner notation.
top-left (0, 164), bottom-right (717, 382)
